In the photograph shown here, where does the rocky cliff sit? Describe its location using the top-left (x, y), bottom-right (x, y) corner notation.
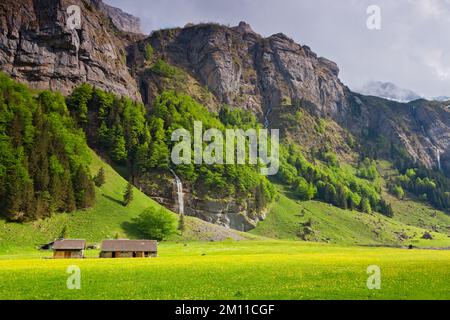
top-left (91, 0), bottom-right (142, 34)
top-left (133, 22), bottom-right (347, 121)
top-left (135, 171), bottom-right (267, 231)
top-left (0, 0), bottom-right (142, 100)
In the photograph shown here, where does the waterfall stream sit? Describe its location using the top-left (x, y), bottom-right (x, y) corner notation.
top-left (264, 106), bottom-right (272, 128)
top-left (169, 169), bottom-right (184, 215)
top-left (436, 148), bottom-right (442, 171)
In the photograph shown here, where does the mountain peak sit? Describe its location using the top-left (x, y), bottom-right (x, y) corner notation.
top-left (92, 0), bottom-right (142, 34)
top-left (237, 21), bottom-right (253, 32)
top-left (355, 81), bottom-right (421, 103)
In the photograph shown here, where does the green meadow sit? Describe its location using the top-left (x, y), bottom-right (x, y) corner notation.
top-left (0, 241), bottom-right (449, 300)
top-left (0, 149), bottom-right (449, 300)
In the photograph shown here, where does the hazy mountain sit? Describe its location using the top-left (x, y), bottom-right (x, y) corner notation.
top-left (432, 96), bottom-right (450, 102)
top-left (355, 81), bottom-right (421, 103)
top-left (356, 81), bottom-right (450, 103)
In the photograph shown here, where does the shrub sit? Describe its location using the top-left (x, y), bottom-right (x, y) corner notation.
top-left (295, 177), bottom-right (316, 200)
top-left (144, 43), bottom-right (154, 61)
top-left (392, 185), bottom-right (404, 199)
top-left (132, 208), bottom-right (177, 241)
top-left (151, 59), bottom-right (179, 78)
top-left (322, 151), bottom-right (339, 167)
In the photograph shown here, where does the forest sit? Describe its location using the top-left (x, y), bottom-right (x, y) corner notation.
top-left (0, 73), bottom-right (94, 221)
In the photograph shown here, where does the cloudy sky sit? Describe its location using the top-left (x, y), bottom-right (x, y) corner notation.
top-left (105, 0), bottom-right (450, 98)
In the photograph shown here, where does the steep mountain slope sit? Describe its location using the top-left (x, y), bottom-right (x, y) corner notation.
top-left (0, 0), bottom-right (142, 99)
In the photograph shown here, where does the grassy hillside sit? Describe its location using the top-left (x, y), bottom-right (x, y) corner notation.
top-left (0, 149), bottom-right (259, 255)
top-left (376, 160), bottom-right (450, 234)
top-left (251, 184), bottom-right (450, 247)
top-left (1, 149), bottom-right (448, 256)
top-left (1, 241), bottom-right (449, 299)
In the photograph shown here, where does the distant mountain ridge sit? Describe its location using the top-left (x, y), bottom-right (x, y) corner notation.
top-left (355, 81), bottom-right (450, 103)
top-left (355, 81), bottom-right (421, 103)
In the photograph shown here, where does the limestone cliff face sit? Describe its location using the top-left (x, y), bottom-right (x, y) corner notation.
top-left (133, 22), bottom-right (449, 173)
top-left (135, 22), bottom-right (347, 121)
top-left (91, 0), bottom-right (142, 34)
top-left (406, 100), bottom-right (450, 171)
top-left (345, 95), bottom-right (450, 172)
top-left (0, 0), bottom-right (142, 100)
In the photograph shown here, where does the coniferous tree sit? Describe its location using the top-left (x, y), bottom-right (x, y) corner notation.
top-left (378, 199), bottom-right (394, 217)
top-left (360, 198), bottom-right (372, 214)
top-left (67, 83), bottom-right (93, 125)
top-left (112, 132), bottom-right (127, 163)
top-left (123, 180), bottom-right (134, 206)
top-left (347, 196), bottom-right (354, 211)
top-left (94, 167), bottom-right (106, 187)
top-left (335, 184), bottom-right (348, 209)
top-left (73, 166), bottom-right (96, 209)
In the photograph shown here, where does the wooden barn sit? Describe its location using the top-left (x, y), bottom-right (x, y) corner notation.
top-left (53, 239), bottom-right (86, 259)
top-left (99, 240), bottom-right (157, 258)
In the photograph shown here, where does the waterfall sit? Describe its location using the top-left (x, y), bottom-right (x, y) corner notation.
top-left (264, 106), bottom-right (272, 128)
top-left (436, 148), bottom-right (442, 171)
top-left (169, 169), bottom-right (184, 215)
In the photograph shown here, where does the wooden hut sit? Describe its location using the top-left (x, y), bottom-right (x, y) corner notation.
top-left (99, 240), bottom-right (157, 258)
top-left (53, 239), bottom-right (86, 259)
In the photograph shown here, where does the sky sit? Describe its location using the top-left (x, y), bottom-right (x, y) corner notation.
top-left (105, 0), bottom-right (450, 98)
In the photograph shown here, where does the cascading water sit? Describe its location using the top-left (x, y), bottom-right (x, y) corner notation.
top-left (169, 169), bottom-right (184, 215)
top-left (436, 147), bottom-right (442, 171)
top-left (264, 106), bottom-right (272, 128)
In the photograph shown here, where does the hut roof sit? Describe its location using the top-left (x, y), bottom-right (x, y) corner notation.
top-left (100, 240), bottom-right (157, 252)
top-left (53, 239), bottom-right (86, 250)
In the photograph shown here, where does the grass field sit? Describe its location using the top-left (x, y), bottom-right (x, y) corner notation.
top-left (0, 152), bottom-right (449, 300)
top-left (0, 241), bottom-right (449, 300)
